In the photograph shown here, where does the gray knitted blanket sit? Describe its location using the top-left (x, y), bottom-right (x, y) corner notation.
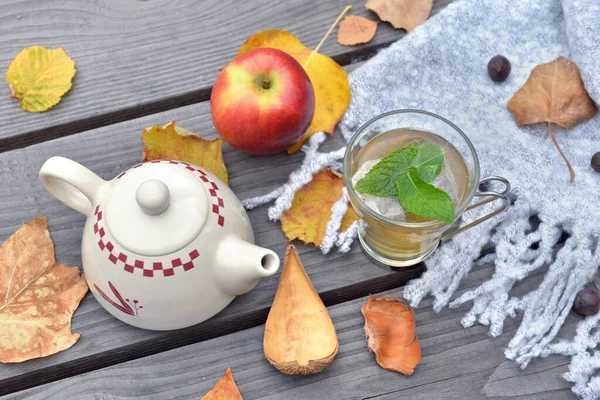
top-left (338, 0), bottom-right (600, 398)
top-left (243, 0), bottom-right (600, 396)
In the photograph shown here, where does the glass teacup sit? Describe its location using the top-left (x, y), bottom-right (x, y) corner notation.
top-left (343, 110), bottom-right (510, 268)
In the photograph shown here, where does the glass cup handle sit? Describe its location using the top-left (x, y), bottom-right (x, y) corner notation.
top-left (442, 176), bottom-right (511, 241)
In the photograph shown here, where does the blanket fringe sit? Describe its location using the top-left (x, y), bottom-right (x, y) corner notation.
top-left (320, 187), bottom-right (351, 254)
top-left (242, 133), bottom-right (600, 399)
top-left (544, 313), bottom-right (600, 400)
top-left (241, 132), bottom-right (352, 253)
top-left (404, 195), bottom-right (600, 398)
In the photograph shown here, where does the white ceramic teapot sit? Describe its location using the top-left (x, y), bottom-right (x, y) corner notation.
top-left (39, 157), bottom-right (280, 330)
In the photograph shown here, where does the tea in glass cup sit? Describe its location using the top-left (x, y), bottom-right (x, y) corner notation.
top-left (343, 110), bottom-right (510, 267)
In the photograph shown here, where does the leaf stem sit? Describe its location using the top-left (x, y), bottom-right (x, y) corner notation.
top-left (303, 5), bottom-right (352, 68)
top-left (548, 122), bottom-right (575, 183)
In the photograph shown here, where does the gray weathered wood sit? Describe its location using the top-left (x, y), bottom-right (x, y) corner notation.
top-left (0, 0), bottom-right (452, 149)
top-left (8, 266), bottom-right (580, 400)
top-left (0, 76), bottom-right (402, 385)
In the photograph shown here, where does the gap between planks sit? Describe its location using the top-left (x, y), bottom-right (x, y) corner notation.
top-left (0, 43), bottom-right (386, 154)
top-left (0, 264), bottom-right (424, 396)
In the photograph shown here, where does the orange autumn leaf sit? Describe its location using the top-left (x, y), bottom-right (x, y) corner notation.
top-left (201, 368), bottom-right (243, 400)
top-left (337, 16), bottom-right (378, 46)
top-left (361, 295), bottom-right (421, 375)
top-left (507, 57), bottom-right (597, 182)
top-left (366, 0), bottom-right (433, 32)
top-left (280, 169), bottom-right (358, 246)
top-left (5, 46), bottom-right (76, 112)
top-left (237, 30), bottom-right (351, 153)
top-left (0, 217), bottom-right (88, 363)
top-left (142, 121), bottom-right (228, 184)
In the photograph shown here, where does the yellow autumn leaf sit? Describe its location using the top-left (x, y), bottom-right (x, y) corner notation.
top-left (141, 121), bottom-right (229, 184)
top-left (237, 30), bottom-right (351, 153)
top-left (0, 216), bottom-right (88, 363)
top-left (4, 46), bottom-right (76, 112)
top-left (280, 169), bottom-right (358, 246)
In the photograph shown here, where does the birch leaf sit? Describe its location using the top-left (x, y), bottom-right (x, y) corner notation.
top-left (337, 16), bottom-right (378, 45)
top-left (507, 56), bottom-right (598, 182)
top-left (5, 46), bottom-right (76, 112)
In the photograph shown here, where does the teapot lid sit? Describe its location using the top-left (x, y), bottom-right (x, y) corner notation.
top-left (103, 161), bottom-right (213, 257)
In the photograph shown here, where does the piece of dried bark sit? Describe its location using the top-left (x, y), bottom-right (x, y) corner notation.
top-left (361, 295), bottom-right (421, 375)
top-left (263, 245), bottom-right (338, 374)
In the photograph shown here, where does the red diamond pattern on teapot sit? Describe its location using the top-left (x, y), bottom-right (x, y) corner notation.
top-left (94, 205), bottom-right (203, 277)
top-left (91, 160), bottom-right (227, 277)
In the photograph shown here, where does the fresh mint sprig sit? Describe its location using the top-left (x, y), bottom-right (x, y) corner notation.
top-left (355, 142), bottom-right (455, 224)
top-left (355, 142), bottom-right (444, 196)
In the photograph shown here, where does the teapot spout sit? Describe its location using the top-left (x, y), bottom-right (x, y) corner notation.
top-left (213, 234), bottom-right (280, 296)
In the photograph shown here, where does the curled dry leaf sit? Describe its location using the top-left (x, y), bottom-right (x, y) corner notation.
top-left (280, 169), bottom-right (358, 246)
top-left (237, 30), bottom-right (351, 153)
top-left (0, 217), bottom-right (88, 363)
top-left (361, 295), bottom-right (421, 375)
top-left (366, 0), bottom-right (433, 32)
top-left (264, 245), bottom-right (338, 374)
top-left (337, 16), bottom-right (378, 46)
top-left (201, 368), bottom-right (243, 400)
top-left (142, 121), bottom-right (228, 184)
top-left (507, 56), bottom-right (598, 182)
top-left (5, 46), bottom-right (76, 112)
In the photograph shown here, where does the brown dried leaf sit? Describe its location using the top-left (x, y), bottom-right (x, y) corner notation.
top-left (337, 16), bottom-right (378, 46)
top-left (142, 121), bottom-right (228, 184)
top-left (201, 368), bottom-right (243, 399)
top-left (361, 295), bottom-right (421, 375)
top-left (280, 169), bottom-right (358, 247)
top-left (0, 217), bottom-right (88, 363)
top-left (366, 0), bottom-right (433, 31)
top-left (507, 56), bottom-right (598, 182)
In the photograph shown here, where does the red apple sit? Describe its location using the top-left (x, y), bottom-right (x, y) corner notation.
top-left (210, 48), bottom-right (315, 155)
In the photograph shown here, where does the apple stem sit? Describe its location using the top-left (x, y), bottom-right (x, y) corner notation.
top-left (303, 5), bottom-right (352, 68)
top-left (548, 122), bottom-right (575, 183)
top-left (262, 78), bottom-right (271, 90)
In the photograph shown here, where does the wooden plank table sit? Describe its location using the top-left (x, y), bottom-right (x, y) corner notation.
top-left (0, 0), bottom-right (578, 398)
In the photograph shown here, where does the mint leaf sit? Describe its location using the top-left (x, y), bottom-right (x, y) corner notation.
top-left (355, 142), bottom-right (444, 197)
top-left (412, 142), bottom-right (445, 182)
top-left (395, 167), bottom-right (455, 224)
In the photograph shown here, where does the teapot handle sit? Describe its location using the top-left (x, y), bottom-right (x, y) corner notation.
top-left (39, 156), bottom-right (107, 216)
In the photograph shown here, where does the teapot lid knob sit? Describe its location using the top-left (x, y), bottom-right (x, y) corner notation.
top-left (105, 162), bottom-right (210, 256)
top-left (135, 179), bottom-right (170, 215)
